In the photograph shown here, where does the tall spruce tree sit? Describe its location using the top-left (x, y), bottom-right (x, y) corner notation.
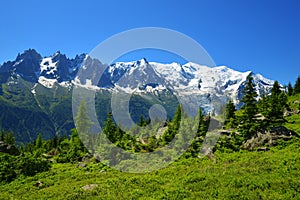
top-left (241, 74), bottom-right (258, 123)
top-left (35, 133), bottom-right (43, 149)
top-left (294, 76), bottom-right (300, 94)
top-left (287, 82), bottom-right (294, 96)
top-left (224, 99), bottom-right (236, 127)
top-left (239, 74), bottom-right (258, 139)
top-left (103, 112), bottom-right (117, 143)
top-left (197, 107), bottom-right (206, 135)
top-left (268, 81), bottom-right (287, 123)
top-left (75, 101), bottom-right (94, 150)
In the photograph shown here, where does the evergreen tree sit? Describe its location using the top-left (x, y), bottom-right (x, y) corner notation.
top-left (267, 81), bottom-right (287, 124)
top-left (197, 107), bottom-right (206, 136)
top-left (52, 134), bottom-right (59, 149)
top-left (239, 74), bottom-right (258, 139)
top-left (258, 90), bottom-right (269, 118)
top-left (294, 76), bottom-right (300, 94)
top-left (75, 101), bottom-right (94, 136)
top-left (103, 112), bottom-right (117, 143)
top-left (241, 74), bottom-right (258, 123)
top-left (162, 105), bottom-right (182, 143)
top-left (4, 131), bottom-right (15, 145)
top-left (75, 101), bottom-right (94, 149)
top-left (287, 82), bottom-right (293, 96)
top-left (172, 105), bottom-right (182, 131)
top-left (224, 99), bottom-right (236, 127)
top-left (35, 133), bottom-right (43, 149)
top-left (0, 130), bottom-right (4, 141)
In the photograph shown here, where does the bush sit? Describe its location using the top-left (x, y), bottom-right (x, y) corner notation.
top-left (0, 153), bottom-right (51, 183)
top-left (17, 154), bottom-right (51, 176)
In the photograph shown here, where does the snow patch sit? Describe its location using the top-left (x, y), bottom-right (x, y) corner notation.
top-left (38, 76), bottom-right (57, 88)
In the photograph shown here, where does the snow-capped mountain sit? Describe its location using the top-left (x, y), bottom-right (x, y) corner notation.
top-left (0, 49), bottom-right (276, 114)
top-left (0, 49), bottom-right (86, 88)
top-left (77, 56), bottom-right (275, 113)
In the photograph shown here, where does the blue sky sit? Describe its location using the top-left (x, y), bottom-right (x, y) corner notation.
top-left (0, 0), bottom-right (299, 84)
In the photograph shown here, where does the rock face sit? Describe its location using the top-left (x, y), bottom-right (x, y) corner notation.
top-left (81, 184), bottom-right (98, 191)
top-left (0, 141), bottom-right (19, 155)
top-left (242, 126), bottom-right (298, 151)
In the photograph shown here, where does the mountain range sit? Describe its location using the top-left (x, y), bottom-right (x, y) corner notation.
top-left (0, 49), bottom-right (276, 143)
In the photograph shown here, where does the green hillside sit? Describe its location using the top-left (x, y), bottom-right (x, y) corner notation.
top-left (0, 138), bottom-right (299, 199)
top-left (1, 74), bottom-right (300, 199)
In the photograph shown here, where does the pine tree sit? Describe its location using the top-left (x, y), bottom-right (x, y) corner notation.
top-left (0, 130), bottom-right (4, 141)
top-left (4, 131), bottom-right (15, 145)
top-left (75, 101), bottom-right (93, 136)
top-left (239, 74), bottom-right (259, 139)
top-left (162, 105), bottom-right (181, 143)
top-left (35, 133), bottom-right (43, 149)
top-left (172, 105), bottom-right (182, 131)
top-left (224, 99), bottom-right (236, 126)
top-left (287, 82), bottom-right (293, 96)
top-left (197, 107), bottom-right (206, 135)
top-left (241, 74), bottom-right (258, 123)
top-left (267, 81), bottom-right (287, 124)
top-left (103, 112), bottom-right (117, 143)
top-left (294, 76), bottom-right (300, 94)
top-left (75, 101), bottom-right (94, 148)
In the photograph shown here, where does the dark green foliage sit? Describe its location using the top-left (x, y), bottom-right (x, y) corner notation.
top-left (103, 112), bottom-right (117, 143)
top-left (241, 74), bottom-right (258, 121)
top-left (55, 129), bottom-right (87, 163)
top-left (0, 152), bottom-right (50, 182)
top-left (197, 108), bottom-right (206, 135)
top-left (35, 133), bottom-right (43, 149)
top-left (0, 130), bottom-right (4, 141)
top-left (294, 76), bottom-right (300, 94)
top-left (238, 74), bottom-right (259, 139)
top-left (287, 82), bottom-right (294, 96)
top-left (17, 154), bottom-right (50, 176)
top-left (0, 153), bottom-right (17, 182)
top-left (162, 105), bottom-right (181, 143)
top-left (268, 83), bottom-right (288, 123)
top-left (187, 107), bottom-right (209, 157)
top-left (224, 99), bottom-right (236, 127)
top-left (3, 130), bottom-right (15, 145)
top-left (258, 81), bottom-right (288, 126)
top-left (75, 101), bottom-right (93, 139)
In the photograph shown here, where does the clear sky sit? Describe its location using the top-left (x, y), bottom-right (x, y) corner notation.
top-left (0, 0), bottom-right (299, 84)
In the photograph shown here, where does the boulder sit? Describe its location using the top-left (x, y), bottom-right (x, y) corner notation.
top-left (77, 163), bottom-right (87, 168)
top-left (81, 153), bottom-right (92, 162)
top-left (242, 126), bottom-right (298, 151)
top-left (81, 184), bottom-right (98, 191)
top-left (0, 141), bottom-right (19, 155)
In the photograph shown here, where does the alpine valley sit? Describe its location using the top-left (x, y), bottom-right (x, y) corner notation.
top-left (0, 49), bottom-right (276, 144)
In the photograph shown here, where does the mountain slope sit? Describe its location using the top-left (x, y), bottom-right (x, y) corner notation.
top-left (0, 49), bottom-right (277, 143)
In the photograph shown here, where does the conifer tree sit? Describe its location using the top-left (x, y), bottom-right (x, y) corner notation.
top-left (103, 112), bottom-right (117, 143)
top-left (197, 107), bottom-right (206, 136)
top-left (287, 82), bottom-right (293, 96)
top-left (0, 130), bottom-right (4, 141)
top-left (162, 105), bottom-right (181, 143)
top-left (241, 74), bottom-right (258, 123)
top-left (294, 76), bottom-right (300, 94)
top-left (172, 105), bottom-right (182, 131)
top-left (224, 99), bottom-right (236, 126)
top-left (239, 74), bottom-right (258, 139)
top-left (75, 101), bottom-right (93, 147)
top-left (267, 81), bottom-right (287, 123)
top-left (4, 131), bottom-right (15, 145)
top-left (35, 133), bottom-right (43, 149)
top-left (75, 101), bottom-right (93, 136)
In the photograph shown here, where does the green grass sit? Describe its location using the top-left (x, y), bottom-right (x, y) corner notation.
top-left (285, 94), bottom-right (300, 134)
top-left (1, 139), bottom-right (300, 200)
